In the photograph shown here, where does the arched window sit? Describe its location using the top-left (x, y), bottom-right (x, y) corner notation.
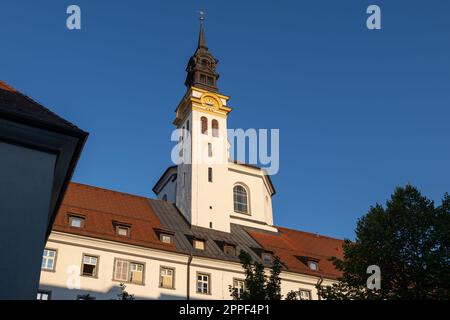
top-left (233, 185), bottom-right (249, 214)
top-left (201, 116), bottom-right (208, 134)
top-left (212, 119), bottom-right (219, 137)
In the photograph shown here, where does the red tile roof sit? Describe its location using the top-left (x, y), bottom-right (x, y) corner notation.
top-left (52, 182), bottom-right (177, 252)
top-left (247, 227), bottom-right (344, 279)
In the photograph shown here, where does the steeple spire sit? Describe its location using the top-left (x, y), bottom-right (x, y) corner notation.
top-left (198, 11), bottom-right (207, 49)
top-left (184, 12), bottom-right (220, 92)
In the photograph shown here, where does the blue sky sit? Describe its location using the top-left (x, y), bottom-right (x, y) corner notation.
top-left (1, 1), bottom-right (449, 240)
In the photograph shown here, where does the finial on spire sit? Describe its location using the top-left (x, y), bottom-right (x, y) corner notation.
top-left (199, 10), bottom-right (205, 21)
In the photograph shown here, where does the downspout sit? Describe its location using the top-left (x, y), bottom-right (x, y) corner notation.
top-left (316, 276), bottom-right (324, 300)
top-left (186, 254), bottom-right (193, 300)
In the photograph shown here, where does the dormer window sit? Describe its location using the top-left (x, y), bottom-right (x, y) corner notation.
top-left (154, 228), bottom-right (175, 244)
top-left (69, 215), bottom-right (85, 228)
top-left (308, 261), bottom-right (318, 271)
top-left (261, 252), bottom-right (273, 264)
top-left (224, 244), bottom-right (236, 256)
top-left (160, 233), bottom-right (173, 244)
top-left (193, 239), bottom-right (205, 250)
top-left (114, 223), bottom-right (130, 237)
top-left (296, 256), bottom-right (320, 271)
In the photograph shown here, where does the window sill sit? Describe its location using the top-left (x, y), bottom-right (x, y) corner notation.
top-left (159, 286), bottom-right (176, 290)
top-left (233, 210), bottom-right (251, 216)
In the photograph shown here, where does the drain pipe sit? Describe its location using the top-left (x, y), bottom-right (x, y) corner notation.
top-left (316, 275), bottom-right (324, 300)
top-left (186, 254), bottom-right (193, 300)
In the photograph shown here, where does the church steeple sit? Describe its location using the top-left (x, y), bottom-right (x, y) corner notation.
top-left (185, 12), bottom-right (220, 92)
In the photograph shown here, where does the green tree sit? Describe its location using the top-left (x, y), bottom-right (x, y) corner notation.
top-left (230, 250), bottom-right (283, 300)
top-left (317, 185), bottom-right (450, 300)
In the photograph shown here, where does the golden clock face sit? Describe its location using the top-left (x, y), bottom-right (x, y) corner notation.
top-left (201, 95), bottom-right (221, 111)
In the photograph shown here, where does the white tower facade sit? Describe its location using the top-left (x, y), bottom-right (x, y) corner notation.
top-left (174, 88), bottom-right (232, 233)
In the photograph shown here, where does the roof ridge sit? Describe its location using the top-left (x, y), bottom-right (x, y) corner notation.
top-left (69, 181), bottom-right (151, 201)
top-left (277, 226), bottom-right (344, 242)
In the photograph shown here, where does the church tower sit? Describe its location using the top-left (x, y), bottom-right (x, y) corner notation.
top-left (153, 14), bottom-right (277, 234)
top-left (173, 14), bottom-right (233, 232)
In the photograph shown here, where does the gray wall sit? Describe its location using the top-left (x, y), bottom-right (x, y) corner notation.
top-left (0, 141), bottom-right (56, 299)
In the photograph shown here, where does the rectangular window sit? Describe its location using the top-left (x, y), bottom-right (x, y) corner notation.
top-left (81, 255), bottom-right (98, 277)
top-left (208, 143), bottom-right (212, 157)
top-left (193, 239), bottom-right (205, 250)
top-left (208, 167), bottom-right (213, 182)
top-left (37, 290), bottom-right (51, 300)
top-left (299, 289), bottom-right (312, 300)
top-left (196, 273), bottom-right (210, 294)
top-left (69, 215), bottom-right (85, 228)
top-left (200, 74), bottom-right (207, 84)
top-left (113, 259), bottom-right (144, 285)
top-left (160, 267), bottom-right (175, 289)
top-left (160, 233), bottom-right (173, 244)
top-left (207, 76), bottom-right (214, 86)
top-left (116, 225), bottom-right (130, 237)
top-left (233, 279), bottom-right (245, 298)
top-left (41, 249), bottom-right (56, 271)
top-left (130, 263), bottom-right (144, 284)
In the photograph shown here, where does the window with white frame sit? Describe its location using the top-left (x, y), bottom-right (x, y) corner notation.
top-left (41, 249), bottom-right (56, 271)
top-left (69, 215), bottom-right (85, 228)
top-left (307, 261), bottom-right (318, 271)
top-left (193, 239), bottom-right (205, 250)
top-left (115, 225), bottom-right (130, 237)
top-left (36, 290), bottom-right (51, 300)
top-left (233, 185), bottom-right (249, 214)
top-left (196, 273), bottom-right (210, 294)
top-left (113, 259), bottom-right (144, 285)
top-left (81, 255), bottom-right (98, 277)
top-left (160, 233), bottom-right (173, 244)
top-left (233, 279), bottom-right (245, 298)
top-left (160, 267), bottom-right (175, 289)
top-left (299, 289), bottom-right (312, 300)
top-left (130, 262), bottom-right (144, 284)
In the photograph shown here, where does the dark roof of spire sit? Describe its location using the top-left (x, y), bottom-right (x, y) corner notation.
top-left (184, 13), bottom-right (220, 92)
top-left (198, 15), bottom-right (207, 49)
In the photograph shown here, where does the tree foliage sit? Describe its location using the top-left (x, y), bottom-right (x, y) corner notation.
top-left (230, 250), bottom-right (283, 300)
top-left (117, 283), bottom-right (135, 300)
top-left (317, 185), bottom-right (450, 300)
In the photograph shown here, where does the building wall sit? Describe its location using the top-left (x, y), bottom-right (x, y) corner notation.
top-left (39, 232), bottom-right (331, 300)
top-left (190, 105), bottom-right (231, 233)
top-left (176, 112), bottom-right (193, 223)
top-left (0, 141), bottom-right (56, 299)
top-left (227, 163), bottom-right (275, 227)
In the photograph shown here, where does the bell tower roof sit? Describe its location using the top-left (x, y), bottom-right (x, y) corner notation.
top-left (184, 12), bottom-right (220, 92)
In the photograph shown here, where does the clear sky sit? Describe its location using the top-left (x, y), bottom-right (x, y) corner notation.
top-left (1, 1), bottom-right (449, 240)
